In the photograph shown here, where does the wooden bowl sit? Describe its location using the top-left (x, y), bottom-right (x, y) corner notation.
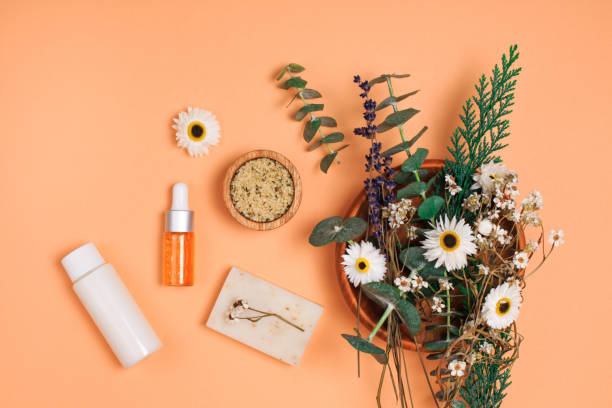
top-left (223, 150), bottom-right (302, 231)
top-left (335, 159), bottom-right (526, 350)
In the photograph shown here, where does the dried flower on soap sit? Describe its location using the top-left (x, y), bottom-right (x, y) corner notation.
top-left (225, 299), bottom-right (304, 332)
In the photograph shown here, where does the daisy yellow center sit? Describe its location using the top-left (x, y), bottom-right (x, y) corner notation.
top-left (440, 231), bottom-right (460, 251)
top-left (495, 297), bottom-right (511, 316)
top-left (188, 121), bottom-right (207, 141)
top-left (355, 258), bottom-right (370, 274)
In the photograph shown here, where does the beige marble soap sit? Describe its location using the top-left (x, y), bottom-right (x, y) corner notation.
top-left (206, 267), bottom-right (323, 366)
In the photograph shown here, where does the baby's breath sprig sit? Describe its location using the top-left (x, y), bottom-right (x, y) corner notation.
top-left (276, 63), bottom-right (348, 173)
top-left (226, 299), bottom-right (304, 332)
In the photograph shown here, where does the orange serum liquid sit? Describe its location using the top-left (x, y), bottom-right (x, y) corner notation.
top-left (163, 183), bottom-right (194, 286)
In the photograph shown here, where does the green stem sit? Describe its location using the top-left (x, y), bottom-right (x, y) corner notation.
top-left (368, 304), bottom-right (394, 342)
top-left (385, 77), bottom-right (408, 148)
top-left (443, 270), bottom-right (451, 341)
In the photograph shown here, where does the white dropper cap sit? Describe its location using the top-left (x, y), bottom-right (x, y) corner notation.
top-left (61, 243), bottom-right (106, 283)
top-left (166, 182), bottom-right (193, 232)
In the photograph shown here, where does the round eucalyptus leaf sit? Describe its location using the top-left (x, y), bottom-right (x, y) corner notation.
top-left (362, 282), bottom-right (401, 309)
top-left (399, 246), bottom-right (427, 270)
top-left (309, 216), bottom-right (342, 247)
top-left (333, 217), bottom-right (367, 242)
top-left (401, 147), bottom-right (429, 172)
top-left (395, 298), bottom-right (421, 336)
top-left (397, 181), bottom-right (427, 199)
top-left (341, 334), bottom-right (385, 355)
top-left (418, 195), bottom-right (444, 219)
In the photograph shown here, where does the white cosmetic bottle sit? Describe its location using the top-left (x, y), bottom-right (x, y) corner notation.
top-left (61, 243), bottom-right (162, 368)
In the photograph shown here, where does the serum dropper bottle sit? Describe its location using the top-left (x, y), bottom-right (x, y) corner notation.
top-left (162, 182), bottom-right (194, 286)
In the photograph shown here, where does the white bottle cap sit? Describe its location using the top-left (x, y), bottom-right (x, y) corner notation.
top-left (166, 182), bottom-right (193, 232)
top-left (61, 243), bottom-right (106, 283)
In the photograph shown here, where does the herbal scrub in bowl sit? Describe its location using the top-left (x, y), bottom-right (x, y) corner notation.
top-left (223, 150), bottom-right (302, 230)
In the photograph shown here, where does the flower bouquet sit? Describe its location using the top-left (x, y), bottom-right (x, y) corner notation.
top-left (307, 45), bottom-right (563, 407)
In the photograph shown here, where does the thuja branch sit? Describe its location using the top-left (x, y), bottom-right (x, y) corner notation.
top-left (276, 63), bottom-right (348, 173)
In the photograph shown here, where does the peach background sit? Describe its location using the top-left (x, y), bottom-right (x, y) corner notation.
top-left (1, 0), bottom-right (611, 407)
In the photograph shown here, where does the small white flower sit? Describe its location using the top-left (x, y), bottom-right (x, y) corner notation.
top-left (431, 296), bottom-right (445, 313)
top-left (445, 174), bottom-right (463, 196)
top-left (512, 251), bottom-right (529, 269)
top-left (467, 353), bottom-right (478, 365)
top-left (411, 274), bottom-right (429, 290)
top-left (507, 182), bottom-right (519, 196)
top-left (448, 360), bottom-right (467, 377)
top-left (525, 239), bottom-right (539, 253)
top-left (482, 282), bottom-right (522, 329)
top-left (509, 210), bottom-right (521, 223)
top-left (341, 241), bottom-right (387, 287)
top-left (472, 161), bottom-right (509, 194)
top-left (477, 219), bottom-right (493, 236)
top-left (479, 341), bottom-right (494, 355)
top-left (548, 230), bottom-right (565, 247)
top-left (406, 225), bottom-right (418, 241)
top-left (386, 198), bottom-right (416, 229)
top-left (521, 211), bottom-right (541, 226)
top-left (173, 107), bottom-right (221, 157)
top-left (394, 276), bottom-right (412, 293)
top-left (478, 264), bottom-right (490, 275)
top-left (521, 190), bottom-right (543, 211)
top-left (438, 278), bottom-right (454, 290)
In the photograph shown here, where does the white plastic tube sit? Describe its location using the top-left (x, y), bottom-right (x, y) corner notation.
top-left (61, 243), bottom-right (162, 368)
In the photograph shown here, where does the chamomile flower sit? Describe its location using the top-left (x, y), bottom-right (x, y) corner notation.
top-left (394, 276), bottom-right (412, 293)
top-left (431, 296), bottom-right (445, 313)
top-left (481, 282), bottom-right (522, 330)
top-left (173, 107), bottom-right (221, 157)
top-left (512, 251), bottom-right (529, 269)
top-left (448, 360), bottom-right (466, 377)
top-left (421, 215), bottom-right (477, 271)
top-left (549, 229), bottom-right (565, 247)
top-left (472, 161), bottom-right (509, 194)
top-left (525, 239), bottom-right (539, 253)
top-left (411, 273), bottom-right (429, 290)
top-left (341, 241), bottom-right (386, 287)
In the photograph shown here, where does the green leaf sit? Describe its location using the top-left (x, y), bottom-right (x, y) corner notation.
top-left (341, 334), bottom-right (385, 355)
top-left (295, 104), bottom-right (324, 121)
top-left (424, 338), bottom-right (456, 351)
top-left (397, 181), bottom-right (427, 199)
top-left (381, 126), bottom-right (428, 157)
top-left (376, 108), bottom-right (420, 133)
top-left (418, 196), bottom-right (444, 219)
top-left (375, 90), bottom-right (419, 111)
top-left (399, 247), bottom-right (427, 270)
top-left (320, 152), bottom-right (337, 173)
top-left (303, 119), bottom-right (321, 142)
top-left (420, 262), bottom-right (446, 278)
top-left (395, 299), bottom-right (421, 335)
top-left (401, 148), bottom-right (429, 172)
top-left (362, 282), bottom-right (401, 309)
top-left (309, 216), bottom-right (342, 247)
top-left (299, 88), bottom-right (321, 99)
top-left (309, 133), bottom-right (343, 151)
top-left (334, 217), bottom-right (367, 242)
top-left (426, 324), bottom-right (460, 336)
top-left (335, 144), bottom-right (349, 152)
top-left (318, 116), bottom-right (337, 127)
top-left (276, 67), bottom-right (287, 81)
top-left (280, 77), bottom-right (307, 89)
top-left (287, 63), bottom-right (305, 73)
top-left (394, 169), bottom-right (428, 185)
top-left (369, 73), bottom-right (411, 85)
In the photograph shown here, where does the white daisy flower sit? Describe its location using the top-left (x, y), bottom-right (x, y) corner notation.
top-left (394, 276), bottom-right (412, 293)
top-left (421, 215), bottom-right (477, 271)
top-left (478, 264), bottom-right (490, 275)
top-left (472, 161), bottom-right (509, 194)
top-left (431, 296), bottom-right (445, 313)
top-left (173, 107), bottom-right (221, 157)
top-left (481, 282), bottom-right (522, 330)
top-left (411, 273), bottom-right (429, 290)
top-left (448, 360), bottom-right (466, 377)
top-left (438, 278), bottom-right (454, 290)
top-left (548, 230), bottom-right (565, 247)
top-left (512, 251), bottom-right (529, 269)
top-left (341, 241), bottom-right (387, 287)
top-left (479, 341), bottom-right (494, 355)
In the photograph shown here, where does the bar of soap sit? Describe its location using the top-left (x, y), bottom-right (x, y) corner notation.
top-left (206, 267), bottom-right (323, 366)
